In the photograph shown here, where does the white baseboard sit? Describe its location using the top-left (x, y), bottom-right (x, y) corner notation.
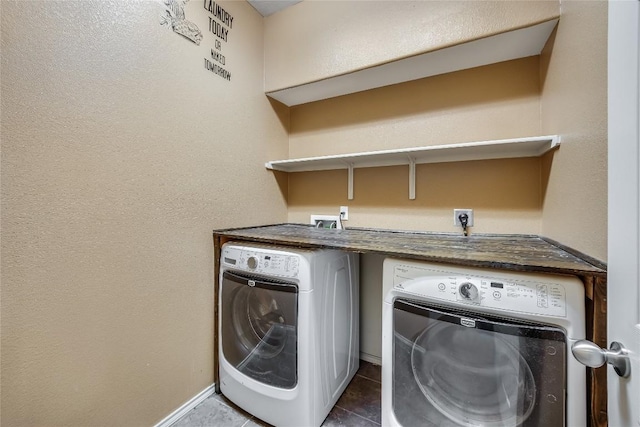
top-left (360, 352), bottom-right (381, 366)
top-left (154, 384), bottom-right (216, 427)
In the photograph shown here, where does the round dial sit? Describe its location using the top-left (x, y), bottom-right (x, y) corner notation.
top-left (459, 282), bottom-right (479, 300)
top-left (247, 256), bottom-right (259, 269)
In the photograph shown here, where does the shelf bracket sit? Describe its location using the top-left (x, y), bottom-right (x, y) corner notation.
top-left (348, 163), bottom-right (354, 200)
top-left (408, 157), bottom-right (416, 200)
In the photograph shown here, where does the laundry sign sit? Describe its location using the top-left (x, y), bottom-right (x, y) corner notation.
top-left (159, 0), bottom-right (233, 82)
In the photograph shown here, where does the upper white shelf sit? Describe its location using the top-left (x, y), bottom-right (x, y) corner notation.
top-left (266, 19), bottom-right (559, 106)
top-left (266, 135), bottom-right (560, 200)
top-left (265, 135), bottom-right (560, 173)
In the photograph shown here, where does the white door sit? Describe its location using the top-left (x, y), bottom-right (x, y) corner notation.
top-left (607, 0), bottom-right (639, 425)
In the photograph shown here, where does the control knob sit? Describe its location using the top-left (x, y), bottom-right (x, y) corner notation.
top-left (247, 256), bottom-right (259, 269)
top-left (459, 282), bottom-right (479, 301)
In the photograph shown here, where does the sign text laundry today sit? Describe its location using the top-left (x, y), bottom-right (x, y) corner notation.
top-left (204, 0), bottom-right (233, 42)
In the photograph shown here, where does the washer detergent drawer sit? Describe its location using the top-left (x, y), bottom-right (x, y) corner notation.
top-left (221, 271), bottom-right (298, 389)
top-left (392, 299), bottom-right (567, 427)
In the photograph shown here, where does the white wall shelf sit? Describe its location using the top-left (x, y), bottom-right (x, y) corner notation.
top-left (266, 19), bottom-right (558, 106)
top-left (265, 135), bottom-right (560, 200)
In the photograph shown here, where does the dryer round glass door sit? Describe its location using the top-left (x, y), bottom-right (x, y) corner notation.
top-left (411, 322), bottom-right (535, 426)
top-left (221, 271), bottom-right (298, 389)
top-left (392, 299), bottom-right (567, 427)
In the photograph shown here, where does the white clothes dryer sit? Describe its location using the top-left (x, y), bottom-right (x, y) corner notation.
top-left (382, 258), bottom-right (586, 427)
top-left (219, 242), bottom-right (359, 427)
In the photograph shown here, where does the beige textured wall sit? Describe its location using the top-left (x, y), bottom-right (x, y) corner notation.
top-left (264, 0), bottom-right (559, 92)
top-left (1, 1), bottom-right (288, 426)
top-left (540, 0), bottom-right (608, 262)
top-left (288, 57), bottom-right (545, 235)
top-left (282, 0), bottom-right (607, 257)
top-left (289, 57), bottom-right (542, 158)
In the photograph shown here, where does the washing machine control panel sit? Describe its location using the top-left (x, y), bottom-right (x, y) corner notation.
top-left (222, 246), bottom-right (300, 279)
top-left (393, 266), bottom-right (568, 317)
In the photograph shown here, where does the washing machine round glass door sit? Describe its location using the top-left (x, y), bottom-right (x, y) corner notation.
top-left (221, 271), bottom-right (298, 389)
top-left (392, 299), bottom-right (567, 427)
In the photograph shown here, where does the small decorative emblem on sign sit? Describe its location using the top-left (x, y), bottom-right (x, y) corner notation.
top-left (160, 0), bottom-right (203, 45)
top-left (460, 318), bottom-right (476, 328)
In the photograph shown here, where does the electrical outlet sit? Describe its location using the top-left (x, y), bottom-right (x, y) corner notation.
top-left (340, 206), bottom-right (349, 220)
top-left (454, 209), bottom-right (474, 227)
top-left (310, 215), bottom-right (342, 229)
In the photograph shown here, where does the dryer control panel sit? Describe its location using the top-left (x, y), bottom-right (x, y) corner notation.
top-left (391, 263), bottom-right (571, 318)
top-left (221, 245), bottom-right (300, 279)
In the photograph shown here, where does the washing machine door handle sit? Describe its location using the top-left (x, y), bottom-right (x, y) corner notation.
top-left (571, 340), bottom-right (631, 378)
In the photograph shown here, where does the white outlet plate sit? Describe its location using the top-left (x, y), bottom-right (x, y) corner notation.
top-left (310, 214), bottom-right (342, 229)
top-left (340, 206), bottom-right (349, 220)
top-left (454, 209), bottom-right (474, 227)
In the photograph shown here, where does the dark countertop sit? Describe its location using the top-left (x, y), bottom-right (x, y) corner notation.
top-left (213, 223), bottom-right (606, 278)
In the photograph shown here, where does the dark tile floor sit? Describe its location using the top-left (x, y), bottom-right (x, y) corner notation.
top-left (173, 361), bottom-right (381, 427)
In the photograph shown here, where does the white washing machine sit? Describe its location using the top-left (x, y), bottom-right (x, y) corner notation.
top-left (382, 258), bottom-right (586, 427)
top-left (219, 242), bottom-right (359, 427)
